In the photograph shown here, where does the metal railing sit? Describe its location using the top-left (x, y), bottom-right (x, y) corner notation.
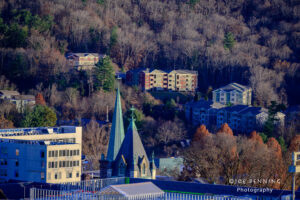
top-left (58, 177), bottom-right (126, 192)
top-left (30, 188), bottom-right (253, 200)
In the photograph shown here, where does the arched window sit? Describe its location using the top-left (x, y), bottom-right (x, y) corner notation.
top-left (142, 163), bottom-right (146, 175)
top-left (119, 163), bottom-right (125, 176)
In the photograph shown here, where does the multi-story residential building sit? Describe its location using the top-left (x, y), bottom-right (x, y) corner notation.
top-left (0, 126), bottom-right (82, 183)
top-left (212, 83), bottom-right (252, 106)
top-left (0, 90), bottom-right (35, 112)
top-left (186, 100), bottom-right (285, 133)
top-left (126, 68), bottom-right (198, 92)
top-left (0, 90), bottom-right (20, 99)
top-left (66, 53), bottom-right (106, 70)
top-left (10, 95), bottom-right (35, 112)
top-left (139, 69), bottom-right (168, 91)
top-left (167, 70), bottom-right (198, 92)
top-left (185, 99), bottom-right (225, 127)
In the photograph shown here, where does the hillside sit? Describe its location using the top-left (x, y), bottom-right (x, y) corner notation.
top-left (0, 0), bottom-right (299, 106)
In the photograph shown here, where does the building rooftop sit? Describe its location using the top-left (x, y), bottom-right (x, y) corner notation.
top-left (0, 90), bottom-right (20, 96)
top-left (100, 182), bottom-right (164, 197)
top-left (186, 99), bottom-right (225, 109)
top-left (215, 82), bottom-right (250, 93)
top-left (12, 95), bottom-right (35, 101)
top-left (0, 126), bottom-right (79, 137)
top-left (0, 138), bottom-right (76, 146)
top-left (66, 53), bottom-right (100, 57)
top-left (168, 69), bottom-right (198, 74)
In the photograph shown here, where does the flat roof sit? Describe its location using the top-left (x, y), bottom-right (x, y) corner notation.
top-left (0, 126), bottom-right (80, 137)
top-left (0, 138), bottom-right (77, 146)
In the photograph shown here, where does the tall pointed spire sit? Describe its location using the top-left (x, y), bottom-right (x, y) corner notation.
top-left (106, 82), bottom-right (125, 161)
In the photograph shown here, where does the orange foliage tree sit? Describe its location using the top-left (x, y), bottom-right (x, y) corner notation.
top-left (249, 131), bottom-right (264, 145)
top-left (217, 123), bottom-right (233, 136)
top-left (35, 93), bottom-right (46, 106)
top-left (267, 137), bottom-right (282, 159)
top-left (193, 124), bottom-right (211, 142)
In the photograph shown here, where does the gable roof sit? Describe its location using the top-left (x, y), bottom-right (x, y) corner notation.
top-left (67, 53), bottom-right (100, 57)
top-left (100, 182), bottom-right (164, 197)
top-left (168, 69), bottom-right (198, 74)
top-left (215, 83), bottom-right (250, 93)
top-left (115, 114), bottom-right (150, 173)
top-left (0, 90), bottom-right (20, 96)
top-left (186, 99), bottom-right (225, 109)
top-left (12, 95), bottom-right (35, 101)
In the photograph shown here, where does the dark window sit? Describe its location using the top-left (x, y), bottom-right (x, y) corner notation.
top-left (15, 160), bottom-right (19, 167)
top-left (41, 151), bottom-right (45, 158)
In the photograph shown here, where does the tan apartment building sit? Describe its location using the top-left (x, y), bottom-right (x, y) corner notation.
top-left (0, 126), bottom-right (82, 183)
top-left (66, 53), bottom-right (106, 70)
top-left (127, 68), bottom-right (198, 92)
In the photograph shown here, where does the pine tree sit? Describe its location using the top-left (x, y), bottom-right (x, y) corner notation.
top-left (95, 56), bottom-right (115, 92)
top-left (223, 32), bottom-right (236, 50)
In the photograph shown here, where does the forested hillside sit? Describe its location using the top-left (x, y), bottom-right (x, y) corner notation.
top-left (0, 0), bottom-right (299, 106)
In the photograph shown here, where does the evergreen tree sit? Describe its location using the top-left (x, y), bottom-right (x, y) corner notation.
top-left (260, 132), bottom-right (268, 143)
top-left (21, 105), bottom-right (57, 127)
top-left (223, 32), bottom-right (236, 50)
top-left (95, 56), bottom-right (115, 92)
top-left (263, 101), bottom-right (286, 137)
top-left (278, 136), bottom-right (287, 152)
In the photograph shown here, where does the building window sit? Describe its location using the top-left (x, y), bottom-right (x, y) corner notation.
top-left (41, 151), bottom-right (45, 158)
top-left (15, 171), bottom-right (19, 178)
top-left (41, 161), bottom-right (45, 168)
top-left (66, 172), bottom-right (72, 178)
top-left (48, 173), bottom-right (51, 180)
top-left (41, 172), bottom-right (45, 180)
top-left (54, 173), bottom-right (58, 179)
top-left (119, 163), bottom-right (126, 176)
top-left (15, 160), bottom-right (19, 167)
top-left (76, 172), bottom-right (80, 178)
top-left (16, 149), bottom-right (19, 156)
top-left (142, 163), bottom-right (146, 175)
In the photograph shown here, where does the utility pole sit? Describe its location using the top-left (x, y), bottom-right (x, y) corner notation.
top-left (288, 151), bottom-right (300, 200)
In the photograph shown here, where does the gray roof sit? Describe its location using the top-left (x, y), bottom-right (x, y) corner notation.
top-left (114, 116), bottom-right (150, 174)
top-left (67, 53), bottom-right (100, 57)
top-left (215, 82), bottom-right (250, 93)
top-left (0, 90), bottom-right (20, 96)
top-left (100, 182), bottom-right (164, 197)
top-left (169, 69), bottom-right (198, 74)
top-left (239, 106), bottom-right (267, 115)
top-left (12, 95), bottom-right (35, 101)
top-left (186, 99), bottom-right (225, 109)
top-left (222, 105), bottom-right (249, 112)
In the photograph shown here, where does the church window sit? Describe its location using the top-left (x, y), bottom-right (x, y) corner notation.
top-left (119, 163), bottom-right (125, 176)
top-left (142, 163), bottom-right (146, 175)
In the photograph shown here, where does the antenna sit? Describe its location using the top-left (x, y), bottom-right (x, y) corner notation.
top-left (106, 105), bottom-right (109, 123)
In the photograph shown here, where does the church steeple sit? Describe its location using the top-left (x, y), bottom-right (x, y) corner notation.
top-left (106, 83), bottom-right (125, 161)
top-left (113, 106), bottom-right (152, 178)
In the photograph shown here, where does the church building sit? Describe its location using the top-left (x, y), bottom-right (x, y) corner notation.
top-left (99, 85), bottom-right (156, 179)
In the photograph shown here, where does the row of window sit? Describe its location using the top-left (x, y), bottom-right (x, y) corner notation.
top-left (48, 160), bottom-right (80, 168)
top-left (48, 149), bottom-right (80, 157)
top-left (48, 171), bottom-right (80, 180)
